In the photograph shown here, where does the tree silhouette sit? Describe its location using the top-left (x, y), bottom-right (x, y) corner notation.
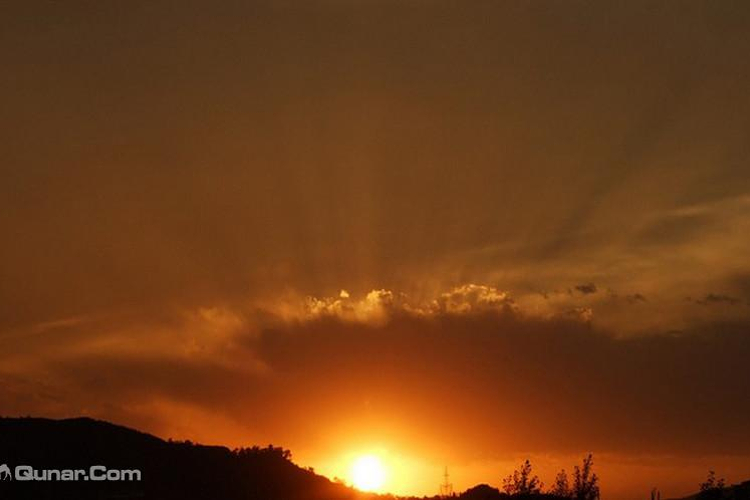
top-left (571, 454), bottom-right (599, 500)
top-left (550, 469), bottom-right (570, 498)
top-left (698, 470), bottom-right (726, 500)
top-left (502, 459), bottom-right (543, 496)
top-left (233, 445), bottom-right (292, 461)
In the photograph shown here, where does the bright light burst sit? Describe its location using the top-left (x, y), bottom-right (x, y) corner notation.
top-left (351, 455), bottom-right (386, 491)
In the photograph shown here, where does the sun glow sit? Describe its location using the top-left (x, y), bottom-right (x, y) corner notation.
top-left (351, 455), bottom-right (386, 491)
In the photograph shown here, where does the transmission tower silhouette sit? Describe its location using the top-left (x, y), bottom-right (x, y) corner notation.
top-left (439, 466), bottom-right (453, 498)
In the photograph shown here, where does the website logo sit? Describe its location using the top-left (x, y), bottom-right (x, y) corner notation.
top-left (0, 464), bottom-right (141, 481)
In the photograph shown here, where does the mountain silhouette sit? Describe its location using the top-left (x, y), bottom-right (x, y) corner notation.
top-left (0, 416), bottom-right (381, 500)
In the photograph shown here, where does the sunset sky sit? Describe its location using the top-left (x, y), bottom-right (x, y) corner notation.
top-left (2, 2), bottom-right (750, 499)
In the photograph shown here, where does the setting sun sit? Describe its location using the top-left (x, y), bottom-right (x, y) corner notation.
top-left (351, 455), bottom-right (386, 492)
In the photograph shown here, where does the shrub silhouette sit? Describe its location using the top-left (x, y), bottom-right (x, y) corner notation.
top-left (502, 459), bottom-right (543, 496)
top-left (549, 469), bottom-right (570, 498)
top-left (699, 470), bottom-right (726, 500)
top-left (571, 454), bottom-right (599, 500)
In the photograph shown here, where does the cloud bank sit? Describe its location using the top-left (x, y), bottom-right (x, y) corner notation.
top-left (2, 285), bottom-right (748, 462)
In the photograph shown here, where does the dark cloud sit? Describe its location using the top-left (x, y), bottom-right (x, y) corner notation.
top-left (3, 305), bottom-right (748, 459)
top-left (695, 294), bottom-right (742, 306)
top-left (255, 312), bottom-right (750, 457)
top-left (625, 294), bottom-right (647, 304)
top-left (574, 284), bottom-right (598, 295)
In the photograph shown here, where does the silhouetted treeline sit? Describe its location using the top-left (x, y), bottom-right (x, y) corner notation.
top-left (457, 455), bottom-right (599, 500)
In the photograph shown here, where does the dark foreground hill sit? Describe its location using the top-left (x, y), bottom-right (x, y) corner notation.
top-left (665, 480), bottom-right (750, 500)
top-left (0, 416), bottom-right (380, 500)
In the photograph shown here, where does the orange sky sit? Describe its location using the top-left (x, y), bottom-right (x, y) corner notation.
top-left (2, 2), bottom-right (750, 499)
